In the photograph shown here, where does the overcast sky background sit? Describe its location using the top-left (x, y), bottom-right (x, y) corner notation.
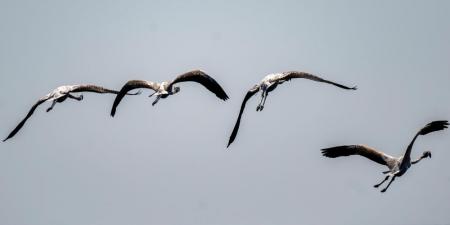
top-left (1, 0), bottom-right (450, 225)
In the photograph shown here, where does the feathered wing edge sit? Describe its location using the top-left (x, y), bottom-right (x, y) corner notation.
top-left (110, 80), bottom-right (158, 117)
top-left (71, 84), bottom-right (142, 95)
top-left (168, 70), bottom-right (229, 101)
top-left (227, 85), bottom-right (259, 147)
top-left (282, 71), bottom-right (357, 90)
top-left (401, 120), bottom-right (449, 165)
top-left (321, 145), bottom-right (393, 167)
top-left (3, 98), bottom-right (49, 142)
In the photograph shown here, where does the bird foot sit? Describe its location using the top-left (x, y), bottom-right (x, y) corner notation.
top-left (380, 188), bottom-right (387, 193)
top-left (46, 107), bottom-right (53, 112)
top-left (373, 184), bottom-right (380, 188)
top-left (132, 90), bottom-right (142, 95)
top-left (78, 95), bottom-right (84, 101)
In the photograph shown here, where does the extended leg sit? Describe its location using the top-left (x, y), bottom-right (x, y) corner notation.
top-left (256, 91), bottom-right (265, 111)
top-left (68, 93), bottom-right (83, 101)
top-left (152, 95), bottom-right (161, 106)
top-left (381, 175), bottom-right (396, 193)
top-left (260, 91), bottom-right (269, 111)
top-left (148, 91), bottom-right (156, 98)
top-left (374, 175), bottom-right (390, 188)
top-left (46, 100), bottom-right (57, 112)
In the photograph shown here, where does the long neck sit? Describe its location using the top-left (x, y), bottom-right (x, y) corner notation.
top-left (411, 155), bottom-right (426, 164)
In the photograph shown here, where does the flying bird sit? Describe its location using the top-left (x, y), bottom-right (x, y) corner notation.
top-left (321, 120), bottom-right (448, 193)
top-left (110, 70), bottom-right (229, 117)
top-left (227, 71), bottom-right (356, 147)
top-left (3, 84), bottom-right (140, 142)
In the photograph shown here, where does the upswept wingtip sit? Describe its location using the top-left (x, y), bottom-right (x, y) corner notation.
top-left (419, 120), bottom-right (449, 135)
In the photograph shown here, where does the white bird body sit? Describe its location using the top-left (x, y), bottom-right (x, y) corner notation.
top-left (259, 73), bottom-right (285, 92)
top-left (155, 81), bottom-right (171, 96)
top-left (261, 73), bottom-right (284, 84)
top-left (43, 85), bottom-right (80, 100)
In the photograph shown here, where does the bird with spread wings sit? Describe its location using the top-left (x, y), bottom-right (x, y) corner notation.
top-left (4, 84), bottom-right (140, 142)
top-left (322, 120), bottom-right (448, 192)
top-left (227, 71), bottom-right (357, 147)
top-left (110, 69), bottom-right (229, 117)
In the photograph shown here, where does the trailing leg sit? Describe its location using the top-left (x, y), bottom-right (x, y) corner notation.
top-left (46, 100), bottom-right (57, 112)
top-left (256, 91), bottom-right (265, 111)
top-left (152, 95), bottom-right (161, 106)
top-left (374, 175), bottom-right (390, 188)
top-left (260, 91), bottom-right (269, 110)
top-left (68, 93), bottom-right (83, 101)
top-left (381, 175), bottom-right (397, 193)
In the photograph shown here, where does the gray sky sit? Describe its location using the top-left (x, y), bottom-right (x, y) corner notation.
top-left (1, 0), bottom-right (450, 224)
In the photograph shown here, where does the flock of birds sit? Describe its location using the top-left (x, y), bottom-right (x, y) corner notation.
top-left (3, 69), bottom-right (448, 193)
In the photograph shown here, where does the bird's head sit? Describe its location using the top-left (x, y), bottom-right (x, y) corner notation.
top-left (422, 151), bottom-right (432, 159)
top-left (172, 86), bottom-right (181, 94)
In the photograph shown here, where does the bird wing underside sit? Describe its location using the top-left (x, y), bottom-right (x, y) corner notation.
top-left (401, 120), bottom-right (449, 167)
top-left (110, 80), bottom-right (159, 117)
top-left (321, 145), bottom-right (396, 168)
top-left (168, 70), bottom-right (229, 101)
top-left (70, 84), bottom-right (121, 94)
top-left (281, 71), bottom-right (357, 90)
top-left (3, 97), bottom-right (49, 142)
top-left (227, 85), bottom-right (260, 147)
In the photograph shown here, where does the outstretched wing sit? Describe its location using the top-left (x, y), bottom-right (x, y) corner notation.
top-left (71, 84), bottom-right (142, 95)
top-left (3, 97), bottom-right (50, 142)
top-left (281, 71), bottom-right (357, 90)
top-left (401, 120), bottom-right (448, 166)
top-left (321, 145), bottom-right (396, 168)
top-left (110, 80), bottom-right (159, 117)
top-left (227, 85), bottom-right (260, 147)
top-left (167, 70), bottom-right (229, 101)
top-left (71, 84), bottom-right (122, 94)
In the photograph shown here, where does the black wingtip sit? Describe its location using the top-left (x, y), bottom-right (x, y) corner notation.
top-left (218, 92), bottom-right (229, 101)
top-left (3, 136), bottom-right (10, 142)
top-left (320, 148), bottom-right (329, 157)
top-left (227, 137), bottom-right (234, 148)
top-left (320, 147), bottom-right (343, 158)
top-left (419, 120), bottom-right (449, 135)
